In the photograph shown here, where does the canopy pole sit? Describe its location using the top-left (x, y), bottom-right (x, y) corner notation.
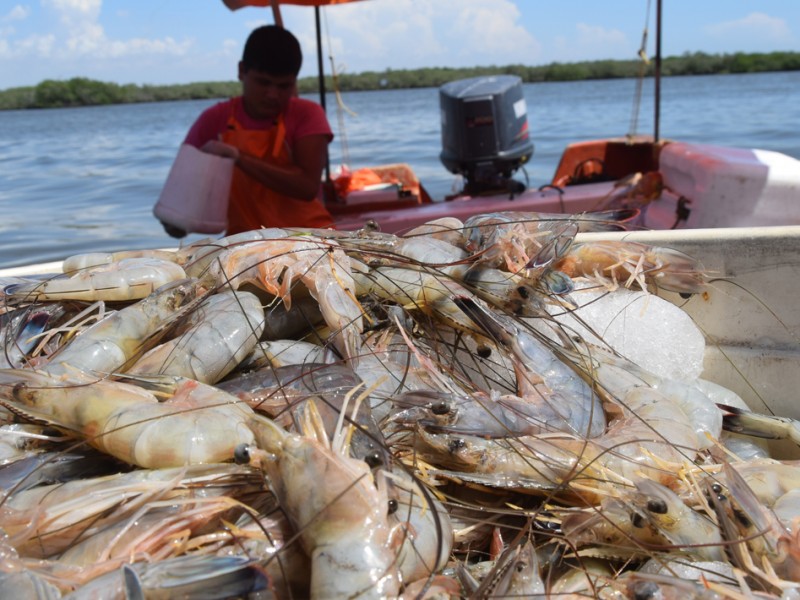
top-left (654, 0), bottom-right (662, 143)
top-left (269, 0), bottom-right (283, 27)
top-left (315, 6), bottom-right (326, 112)
top-left (314, 6), bottom-right (332, 194)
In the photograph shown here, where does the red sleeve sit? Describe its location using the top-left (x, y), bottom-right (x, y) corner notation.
top-left (183, 100), bottom-right (232, 148)
top-left (284, 98), bottom-right (334, 145)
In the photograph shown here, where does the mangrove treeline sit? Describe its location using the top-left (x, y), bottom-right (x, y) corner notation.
top-left (2, 50), bottom-right (798, 110)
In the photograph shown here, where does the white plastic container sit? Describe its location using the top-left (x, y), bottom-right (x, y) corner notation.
top-left (153, 144), bottom-right (234, 234)
top-left (659, 142), bottom-right (800, 228)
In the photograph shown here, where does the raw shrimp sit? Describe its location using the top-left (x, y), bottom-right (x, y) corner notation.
top-left (627, 478), bottom-right (725, 562)
top-left (387, 469), bottom-right (454, 583)
top-left (1, 462), bottom-right (255, 558)
top-left (410, 380), bottom-right (699, 498)
top-left (707, 462), bottom-right (800, 589)
top-left (460, 537), bottom-right (545, 597)
top-left (4, 258), bottom-right (188, 303)
top-left (202, 235), bottom-right (364, 363)
top-left (463, 211), bottom-right (580, 275)
top-left (127, 289), bottom-right (265, 384)
top-left (390, 388), bottom-right (597, 439)
top-left (67, 554), bottom-right (268, 600)
top-left (219, 362), bottom-right (389, 467)
top-left (244, 398), bottom-right (402, 599)
top-left (404, 216), bottom-right (467, 248)
top-left (553, 239), bottom-right (708, 294)
top-left (462, 267), bottom-right (544, 317)
top-left (40, 278), bottom-right (198, 376)
top-left (0, 369), bottom-right (268, 468)
top-left (62, 249), bottom-right (181, 272)
top-left (0, 303), bottom-right (67, 369)
top-left (454, 296), bottom-right (606, 438)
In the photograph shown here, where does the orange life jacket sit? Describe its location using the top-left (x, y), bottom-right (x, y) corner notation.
top-left (222, 98), bottom-right (334, 234)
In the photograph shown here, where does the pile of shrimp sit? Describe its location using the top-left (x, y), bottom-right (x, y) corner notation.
top-left (0, 211), bottom-right (798, 599)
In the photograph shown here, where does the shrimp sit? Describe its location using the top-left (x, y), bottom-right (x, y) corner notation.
top-left (244, 398), bottom-right (402, 599)
top-left (387, 469), bottom-right (454, 583)
top-left (220, 362), bottom-right (389, 467)
top-left (459, 537), bottom-right (545, 597)
top-left (40, 278), bottom-right (198, 377)
top-left (1, 462), bottom-right (255, 558)
top-left (390, 388), bottom-right (597, 439)
top-left (127, 290), bottom-right (265, 384)
top-left (463, 211), bottom-right (581, 275)
top-left (453, 296), bottom-right (606, 438)
top-left (70, 554), bottom-right (268, 600)
top-left (553, 240), bottom-right (708, 294)
top-left (202, 234), bottom-right (364, 364)
top-left (3, 258), bottom-right (188, 303)
top-left (62, 249), bottom-right (182, 272)
top-left (462, 267), bottom-right (544, 317)
top-left (627, 478), bottom-right (726, 562)
top-left (404, 216), bottom-right (467, 248)
top-left (707, 462), bottom-right (800, 590)
top-left (0, 369), bottom-right (268, 468)
top-left (410, 378), bottom-right (700, 498)
top-left (0, 303), bottom-right (68, 369)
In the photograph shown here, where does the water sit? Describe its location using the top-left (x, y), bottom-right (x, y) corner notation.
top-left (0, 71), bottom-right (798, 268)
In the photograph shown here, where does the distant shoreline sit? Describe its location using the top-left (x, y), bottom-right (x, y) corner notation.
top-left (2, 50), bottom-right (798, 110)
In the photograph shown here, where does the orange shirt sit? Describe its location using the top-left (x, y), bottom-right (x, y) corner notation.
top-left (190, 96), bottom-right (333, 234)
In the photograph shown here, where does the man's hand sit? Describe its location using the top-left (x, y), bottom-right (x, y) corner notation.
top-left (201, 140), bottom-right (240, 161)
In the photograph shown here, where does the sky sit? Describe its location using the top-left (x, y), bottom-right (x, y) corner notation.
top-left (2, 0), bottom-right (799, 90)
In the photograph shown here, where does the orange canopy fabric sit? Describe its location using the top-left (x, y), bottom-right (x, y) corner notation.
top-left (223, 0), bottom-right (365, 9)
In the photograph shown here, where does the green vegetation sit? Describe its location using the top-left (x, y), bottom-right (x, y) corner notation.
top-left (2, 51), bottom-right (798, 111)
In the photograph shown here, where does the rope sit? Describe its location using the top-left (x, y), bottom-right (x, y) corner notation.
top-left (628, 0), bottom-right (653, 139)
top-left (322, 9), bottom-right (357, 167)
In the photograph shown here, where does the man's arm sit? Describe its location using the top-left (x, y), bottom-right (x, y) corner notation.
top-left (233, 133), bottom-right (328, 201)
top-left (201, 134), bottom-right (327, 201)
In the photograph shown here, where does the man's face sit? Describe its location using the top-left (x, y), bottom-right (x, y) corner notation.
top-left (239, 63), bottom-right (296, 121)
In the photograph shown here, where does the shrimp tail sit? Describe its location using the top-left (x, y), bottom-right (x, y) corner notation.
top-left (720, 403), bottom-right (800, 445)
top-left (123, 555), bottom-right (269, 599)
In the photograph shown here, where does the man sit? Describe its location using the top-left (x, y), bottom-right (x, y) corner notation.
top-left (169, 25), bottom-right (334, 236)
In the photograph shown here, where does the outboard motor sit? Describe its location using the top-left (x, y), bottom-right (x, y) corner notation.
top-left (439, 75), bottom-right (534, 196)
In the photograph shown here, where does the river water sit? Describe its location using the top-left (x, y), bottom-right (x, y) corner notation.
top-left (0, 71), bottom-right (798, 268)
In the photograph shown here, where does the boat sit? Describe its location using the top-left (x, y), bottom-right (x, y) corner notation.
top-left (221, 0), bottom-right (800, 235)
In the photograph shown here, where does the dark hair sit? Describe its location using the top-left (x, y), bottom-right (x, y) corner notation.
top-left (241, 25), bottom-right (302, 76)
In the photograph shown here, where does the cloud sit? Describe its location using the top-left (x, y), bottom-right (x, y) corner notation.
top-left (3, 0), bottom-right (192, 63)
top-left (2, 5), bottom-right (31, 22)
top-left (552, 22), bottom-right (631, 63)
top-left (705, 12), bottom-right (792, 43)
top-left (291, 0), bottom-right (540, 73)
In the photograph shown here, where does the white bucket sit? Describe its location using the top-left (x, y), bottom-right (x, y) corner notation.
top-left (153, 144), bottom-right (234, 234)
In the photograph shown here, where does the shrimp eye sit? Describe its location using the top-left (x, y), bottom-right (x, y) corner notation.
top-left (431, 402), bottom-right (451, 415)
top-left (448, 438), bottom-right (466, 453)
top-left (387, 499), bottom-right (398, 515)
top-left (476, 345), bottom-right (492, 359)
top-left (631, 512), bottom-right (646, 528)
top-left (632, 580), bottom-right (660, 600)
top-left (364, 451), bottom-right (383, 469)
top-left (711, 483), bottom-right (723, 494)
top-left (646, 499), bottom-right (668, 514)
top-left (516, 286), bottom-right (529, 299)
top-left (233, 443), bottom-right (251, 464)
